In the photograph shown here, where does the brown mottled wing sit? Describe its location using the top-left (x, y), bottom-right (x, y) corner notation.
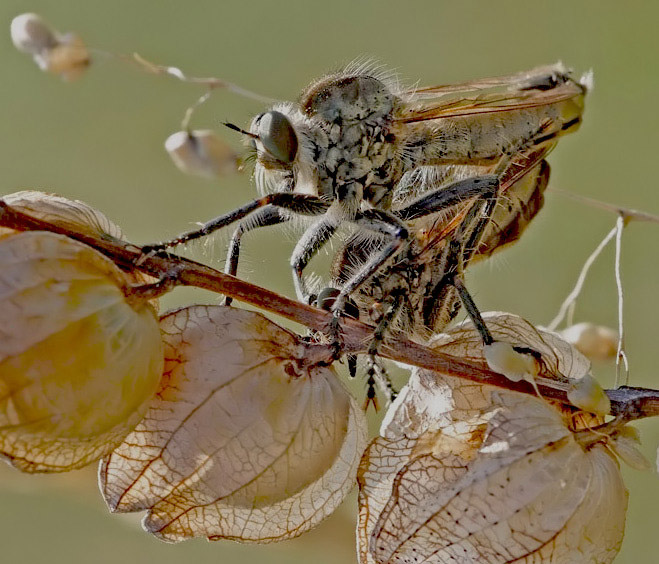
top-left (475, 151), bottom-right (551, 260)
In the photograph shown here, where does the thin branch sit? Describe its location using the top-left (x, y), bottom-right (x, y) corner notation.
top-left (614, 215), bottom-right (629, 386)
top-left (89, 49), bottom-right (275, 133)
top-left (130, 52), bottom-right (276, 104)
top-left (2, 200), bottom-right (659, 421)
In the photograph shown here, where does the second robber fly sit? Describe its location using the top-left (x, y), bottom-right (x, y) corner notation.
top-left (327, 143), bottom-right (556, 405)
top-left (146, 62), bottom-right (587, 340)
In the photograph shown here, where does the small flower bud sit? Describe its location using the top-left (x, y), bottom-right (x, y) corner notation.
top-left (560, 322), bottom-right (618, 362)
top-left (165, 130), bottom-right (238, 178)
top-left (41, 34), bottom-right (90, 81)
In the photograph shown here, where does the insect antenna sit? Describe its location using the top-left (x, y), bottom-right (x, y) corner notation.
top-left (223, 122), bottom-right (260, 140)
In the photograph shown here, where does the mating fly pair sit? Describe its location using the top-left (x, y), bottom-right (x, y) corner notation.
top-left (146, 62), bottom-right (588, 405)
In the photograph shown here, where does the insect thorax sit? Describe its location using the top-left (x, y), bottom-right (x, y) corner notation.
top-left (298, 74), bottom-right (405, 206)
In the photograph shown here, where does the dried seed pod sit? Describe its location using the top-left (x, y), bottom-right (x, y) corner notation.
top-left (10, 13), bottom-right (89, 80)
top-left (100, 305), bottom-right (367, 543)
top-left (0, 230), bottom-right (163, 472)
top-left (165, 130), bottom-right (238, 178)
top-left (10, 13), bottom-right (58, 55)
top-left (1, 190), bottom-right (155, 289)
top-left (3, 190), bottom-right (124, 239)
top-left (40, 34), bottom-right (90, 81)
top-left (560, 322), bottom-right (618, 362)
top-left (358, 312), bottom-right (629, 564)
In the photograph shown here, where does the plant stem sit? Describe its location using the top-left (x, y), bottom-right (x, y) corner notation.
top-left (2, 200), bottom-right (658, 421)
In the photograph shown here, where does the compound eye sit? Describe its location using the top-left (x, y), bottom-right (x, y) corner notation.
top-left (255, 111), bottom-right (298, 163)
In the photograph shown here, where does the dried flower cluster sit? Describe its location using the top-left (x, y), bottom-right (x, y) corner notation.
top-left (0, 192), bottom-right (654, 564)
top-left (5, 12), bottom-right (659, 563)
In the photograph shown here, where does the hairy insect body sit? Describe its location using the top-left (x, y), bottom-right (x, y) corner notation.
top-left (262, 76), bottom-right (403, 212)
top-left (239, 65), bottom-right (585, 321)
top-left (331, 156), bottom-right (550, 342)
top-left (256, 68), bottom-right (584, 216)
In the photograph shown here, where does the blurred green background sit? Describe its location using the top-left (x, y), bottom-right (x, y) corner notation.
top-left (2, 1), bottom-right (659, 562)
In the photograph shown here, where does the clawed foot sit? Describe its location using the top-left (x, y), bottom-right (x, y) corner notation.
top-left (315, 286), bottom-right (398, 410)
top-left (140, 240), bottom-right (181, 256)
top-left (327, 312), bottom-right (344, 360)
top-left (315, 286), bottom-right (359, 361)
top-left (363, 355), bottom-right (397, 411)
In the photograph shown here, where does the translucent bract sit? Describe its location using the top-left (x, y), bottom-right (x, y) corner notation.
top-left (100, 305), bottom-right (368, 543)
top-left (358, 313), bottom-right (628, 564)
top-left (2, 190), bottom-right (156, 288)
top-left (3, 190), bottom-right (125, 240)
top-left (0, 230), bottom-right (163, 472)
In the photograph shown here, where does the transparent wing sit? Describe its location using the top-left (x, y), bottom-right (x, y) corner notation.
top-left (413, 142), bottom-right (555, 262)
top-left (398, 63), bottom-right (587, 123)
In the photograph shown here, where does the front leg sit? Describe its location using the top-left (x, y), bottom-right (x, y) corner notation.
top-left (224, 206), bottom-right (291, 306)
top-left (142, 193), bottom-right (330, 254)
top-left (290, 217), bottom-right (338, 303)
top-left (331, 208), bottom-right (409, 315)
top-left (324, 208), bottom-right (408, 356)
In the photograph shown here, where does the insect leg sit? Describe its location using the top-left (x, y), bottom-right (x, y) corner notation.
top-left (350, 174), bottom-right (500, 335)
top-left (224, 205), bottom-right (291, 306)
top-left (368, 288), bottom-right (405, 357)
top-left (363, 360), bottom-right (397, 412)
top-left (315, 287), bottom-right (360, 375)
top-left (396, 175), bottom-right (499, 222)
top-left (290, 217), bottom-right (338, 303)
top-left (321, 208), bottom-right (408, 357)
top-left (450, 273), bottom-right (494, 345)
top-left (422, 185), bottom-right (500, 333)
top-left (330, 176), bottom-right (500, 341)
top-left (333, 209), bottom-right (409, 312)
top-left (364, 289), bottom-right (404, 408)
top-left (142, 193), bottom-right (330, 253)
top-left (452, 272), bottom-right (543, 385)
top-left (446, 185), bottom-right (501, 346)
top-left (447, 185), bottom-right (546, 374)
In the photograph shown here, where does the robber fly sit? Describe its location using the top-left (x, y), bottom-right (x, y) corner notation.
top-left (327, 144), bottom-right (555, 405)
top-left (145, 63), bottom-right (587, 374)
